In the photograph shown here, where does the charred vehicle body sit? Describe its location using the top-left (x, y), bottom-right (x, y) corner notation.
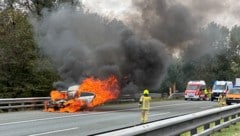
top-left (45, 85), bottom-right (95, 112)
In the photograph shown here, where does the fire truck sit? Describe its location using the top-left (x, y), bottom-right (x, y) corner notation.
top-left (184, 80), bottom-right (206, 100)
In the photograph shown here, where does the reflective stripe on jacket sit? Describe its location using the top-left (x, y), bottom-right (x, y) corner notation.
top-left (140, 95), bottom-right (151, 110)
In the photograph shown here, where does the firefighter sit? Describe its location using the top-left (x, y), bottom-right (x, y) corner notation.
top-left (218, 93), bottom-right (226, 106)
top-left (207, 87), bottom-right (212, 101)
top-left (204, 88), bottom-right (209, 100)
top-left (139, 89), bottom-right (151, 123)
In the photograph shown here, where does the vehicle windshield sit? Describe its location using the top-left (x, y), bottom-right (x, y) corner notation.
top-left (213, 85), bottom-right (226, 90)
top-left (228, 89), bottom-right (240, 94)
top-left (186, 85), bottom-right (199, 90)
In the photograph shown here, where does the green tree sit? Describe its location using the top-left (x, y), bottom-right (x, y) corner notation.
top-left (2, 0), bottom-right (80, 16)
top-left (161, 22), bottom-right (232, 92)
top-left (0, 9), bottom-right (59, 98)
top-left (229, 25), bottom-right (240, 77)
top-left (160, 59), bottom-right (186, 93)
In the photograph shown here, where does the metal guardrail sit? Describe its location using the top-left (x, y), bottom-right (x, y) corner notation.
top-left (95, 104), bottom-right (240, 136)
top-left (0, 97), bottom-right (50, 112)
top-left (0, 96), bottom-right (151, 112)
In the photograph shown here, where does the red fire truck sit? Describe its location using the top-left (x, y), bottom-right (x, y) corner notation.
top-left (184, 80), bottom-right (206, 100)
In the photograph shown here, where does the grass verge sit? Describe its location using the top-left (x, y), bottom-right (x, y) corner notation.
top-left (210, 122), bottom-right (240, 136)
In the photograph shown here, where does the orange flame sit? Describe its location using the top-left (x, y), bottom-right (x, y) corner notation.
top-left (59, 99), bottom-right (86, 113)
top-left (45, 75), bottom-right (119, 112)
top-left (50, 90), bottom-right (67, 101)
top-left (79, 75), bottom-right (120, 108)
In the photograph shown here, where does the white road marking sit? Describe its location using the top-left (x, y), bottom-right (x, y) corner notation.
top-left (0, 111), bottom-right (112, 126)
top-left (28, 127), bottom-right (79, 136)
top-left (0, 102), bottom-right (206, 126)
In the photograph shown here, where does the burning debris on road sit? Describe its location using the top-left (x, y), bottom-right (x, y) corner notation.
top-left (45, 75), bottom-right (119, 112)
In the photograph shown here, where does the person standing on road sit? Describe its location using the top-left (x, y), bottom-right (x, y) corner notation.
top-left (207, 87), bottom-right (212, 101)
top-left (204, 88), bottom-right (209, 100)
top-left (139, 89), bottom-right (151, 123)
top-left (218, 94), bottom-right (226, 106)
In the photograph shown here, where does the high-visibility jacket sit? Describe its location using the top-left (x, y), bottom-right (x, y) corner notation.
top-left (204, 89), bottom-right (208, 95)
top-left (139, 95), bottom-right (151, 110)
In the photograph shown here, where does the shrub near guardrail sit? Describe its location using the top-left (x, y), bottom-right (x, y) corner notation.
top-left (211, 122), bottom-right (240, 136)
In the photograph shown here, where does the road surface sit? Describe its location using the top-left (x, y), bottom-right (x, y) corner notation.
top-left (0, 100), bottom-right (218, 136)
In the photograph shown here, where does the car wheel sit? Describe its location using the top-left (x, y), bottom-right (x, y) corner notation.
top-left (211, 97), bottom-right (214, 101)
top-left (226, 101), bottom-right (231, 105)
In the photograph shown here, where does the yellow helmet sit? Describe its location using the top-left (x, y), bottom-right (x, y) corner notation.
top-left (143, 89), bottom-right (149, 95)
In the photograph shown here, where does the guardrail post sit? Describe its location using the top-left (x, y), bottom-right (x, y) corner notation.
top-left (204, 123), bottom-right (210, 130)
top-left (215, 120), bottom-right (220, 126)
top-left (32, 101), bottom-right (35, 110)
top-left (190, 128), bottom-right (197, 135)
top-left (8, 103), bottom-right (11, 112)
top-left (21, 102), bottom-right (24, 111)
top-left (223, 117), bottom-right (228, 122)
top-left (232, 115), bottom-right (237, 125)
top-left (44, 101), bottom-right (47, 111)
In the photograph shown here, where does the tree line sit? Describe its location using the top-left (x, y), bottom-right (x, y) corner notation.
top-left (160, 23), bottom-right (240, 93)
top-left (0, 0), bottom-right (88, 98)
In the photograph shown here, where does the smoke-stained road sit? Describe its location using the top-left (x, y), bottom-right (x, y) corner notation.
top-left (0, 100), bottom-right (218, 136)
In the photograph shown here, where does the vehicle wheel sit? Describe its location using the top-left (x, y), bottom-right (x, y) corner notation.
top-left (226, 101), bottom-right (231, 105)
top-left (211, 97), bottom-right (214, 101)
top-left (184, 98), bottom-right (187, 100)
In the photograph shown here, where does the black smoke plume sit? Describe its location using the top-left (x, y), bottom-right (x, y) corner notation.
top-left (31, 0), bottom-right (234, 94)
top-left (130, 0), bottom-right (232, 59)
top-left (31, 5), bottom-right (169, 93)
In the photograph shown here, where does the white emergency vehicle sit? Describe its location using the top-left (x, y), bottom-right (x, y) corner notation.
top-left (211, 81), bottom-right (233, 101)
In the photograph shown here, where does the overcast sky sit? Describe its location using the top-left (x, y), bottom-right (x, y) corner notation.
top-left (81, 0), bottom-right (240, 28)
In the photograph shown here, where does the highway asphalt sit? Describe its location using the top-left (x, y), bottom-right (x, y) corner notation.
top-left (0, 100), bottom-right (218, 136)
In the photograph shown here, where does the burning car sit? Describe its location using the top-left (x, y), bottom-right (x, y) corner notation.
top-left (45, 75), bottom-right (120, 112)
top-left (46, 85), bottom-right (95, 112)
